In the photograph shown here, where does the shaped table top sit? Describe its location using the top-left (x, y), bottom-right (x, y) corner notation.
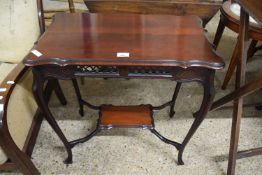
top-left (24, 13), bottom-right (224, 69)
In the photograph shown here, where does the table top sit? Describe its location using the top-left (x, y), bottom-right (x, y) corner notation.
top-left (236, 0), bottom-right (262, 25)
top-left (24, 13), bottom-right (224, 69)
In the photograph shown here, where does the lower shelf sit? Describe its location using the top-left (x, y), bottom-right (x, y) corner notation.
top-left (99, 105), bottom-right (154, 129)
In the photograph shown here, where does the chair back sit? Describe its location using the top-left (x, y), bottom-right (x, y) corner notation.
top-left (0, 0), bottom-right (40, 63)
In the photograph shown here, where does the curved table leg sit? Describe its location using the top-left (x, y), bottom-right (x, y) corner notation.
top-left (150, 129), bottom-right (182, 150)
top-left (177, 70), bottom-right (215, 165)
top-left (72, 78), bottom-right (85, 117)
top-left (52, 79), bottom-right (67, 106)
top-left (169, 82), bottom-right (182, 118)
top-left (69, 123), bottom-right (101, 148)
top-left (32, 69), bottom-right (73, 164)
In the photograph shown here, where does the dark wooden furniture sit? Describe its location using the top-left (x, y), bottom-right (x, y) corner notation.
top-left (70, 104), bottom-right (182, 151)
top-left (211, 1), bottom-right (262, 174)
top-left (0, 0), bottom-right (75, 174)
top-left (0, 64), bottom-right (68, 175)
top-left (84, 0), bottom-right (222, 27)
top-left (23, 12), bottom-right (224, 168)
top-left (43, 0), bottom-right (76, 27)
top-left (99, 105), bottom-right (153, 128)
top-left (213, 0), bottom-right (262, 89)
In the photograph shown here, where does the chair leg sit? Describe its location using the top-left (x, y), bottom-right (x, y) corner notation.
top-left (213, 18), bottom-right (226, 50)
top-left (222, 39), bottom-right (252, 90)
top-left (222, 38), bottom-right (240, 90)
top-left (247, 40), bottom-right (258, 61)
top-left (0, 129), bottom-right (40, 174)
top-left (254, 44), bottom-right (262, 53)
top-left (68, 0), bottom-right (75, 13)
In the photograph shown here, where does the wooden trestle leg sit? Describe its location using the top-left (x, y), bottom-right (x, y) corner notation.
top-left (227, 8), bottom-right (249, 175)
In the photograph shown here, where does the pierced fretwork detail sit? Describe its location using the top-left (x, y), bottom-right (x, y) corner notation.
top-left (128, 67), bottom-right (172, 76)
top-left (76, 66), bottom-right (118, 74)
top-left (76, 65), bottom-right (172, 77)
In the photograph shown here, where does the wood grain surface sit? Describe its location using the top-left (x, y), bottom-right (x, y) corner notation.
top-left (24, 13), bottom-right (224, 69)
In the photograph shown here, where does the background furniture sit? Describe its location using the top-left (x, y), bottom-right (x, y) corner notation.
top-left (0, 0), bottom-right (41, 173)
top-left (0, 0), bottom-right (75, 174)
top-left (43, 0), bottom-right (87, 26)
top-left (84, 0), bottom-right (222, 27)
top-left (211, 0), bottom-right (262, 174)
top-left (213, 0), bottom-right (262, 89)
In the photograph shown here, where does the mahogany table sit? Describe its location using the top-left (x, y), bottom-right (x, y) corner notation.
top-left (23, 13), bottom-right (224, 165)
top-left (211, 1), bottom-right (262, 175)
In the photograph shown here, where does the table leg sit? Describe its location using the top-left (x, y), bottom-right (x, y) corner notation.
top-left (169, 82), bottom-right (182, 118)
top-left (177, 70), bottom-right (215, 165)
top-left (150, 129), bottom-right (182, 150)
top-left (69, 122), bottom-right (101, 148)
top-left (72, 78), bottom-right (85, 116)
top-left (32, 69), bottom-right (73, 164)
top-left (51, 79), bottom-right (67, 106)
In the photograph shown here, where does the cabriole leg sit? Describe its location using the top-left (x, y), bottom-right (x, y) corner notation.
top-left (32, 69), bottom-right (73, 164)
top-left (178, 70), bottom-right (215, 165)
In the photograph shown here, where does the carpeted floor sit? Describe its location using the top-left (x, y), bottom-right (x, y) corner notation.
top-left (5, 2), bottom-right (262, 174)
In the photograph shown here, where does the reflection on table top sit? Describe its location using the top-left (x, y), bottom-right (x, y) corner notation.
top-left (24, 13), bottom-right (224, 69)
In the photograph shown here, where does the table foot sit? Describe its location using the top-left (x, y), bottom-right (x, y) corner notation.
top-left (177, 153), bottom-right (185, 165)
top-left (79, 108), bottom-right (84, 117)
top-left (69, 125), bottom-right (100, 148)
top-left (63, 157), bottom-right (73, 164)
top-left (169, 110), bottom-right (176, 118)
top-left (150, 129), bottom-right (182, 150)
